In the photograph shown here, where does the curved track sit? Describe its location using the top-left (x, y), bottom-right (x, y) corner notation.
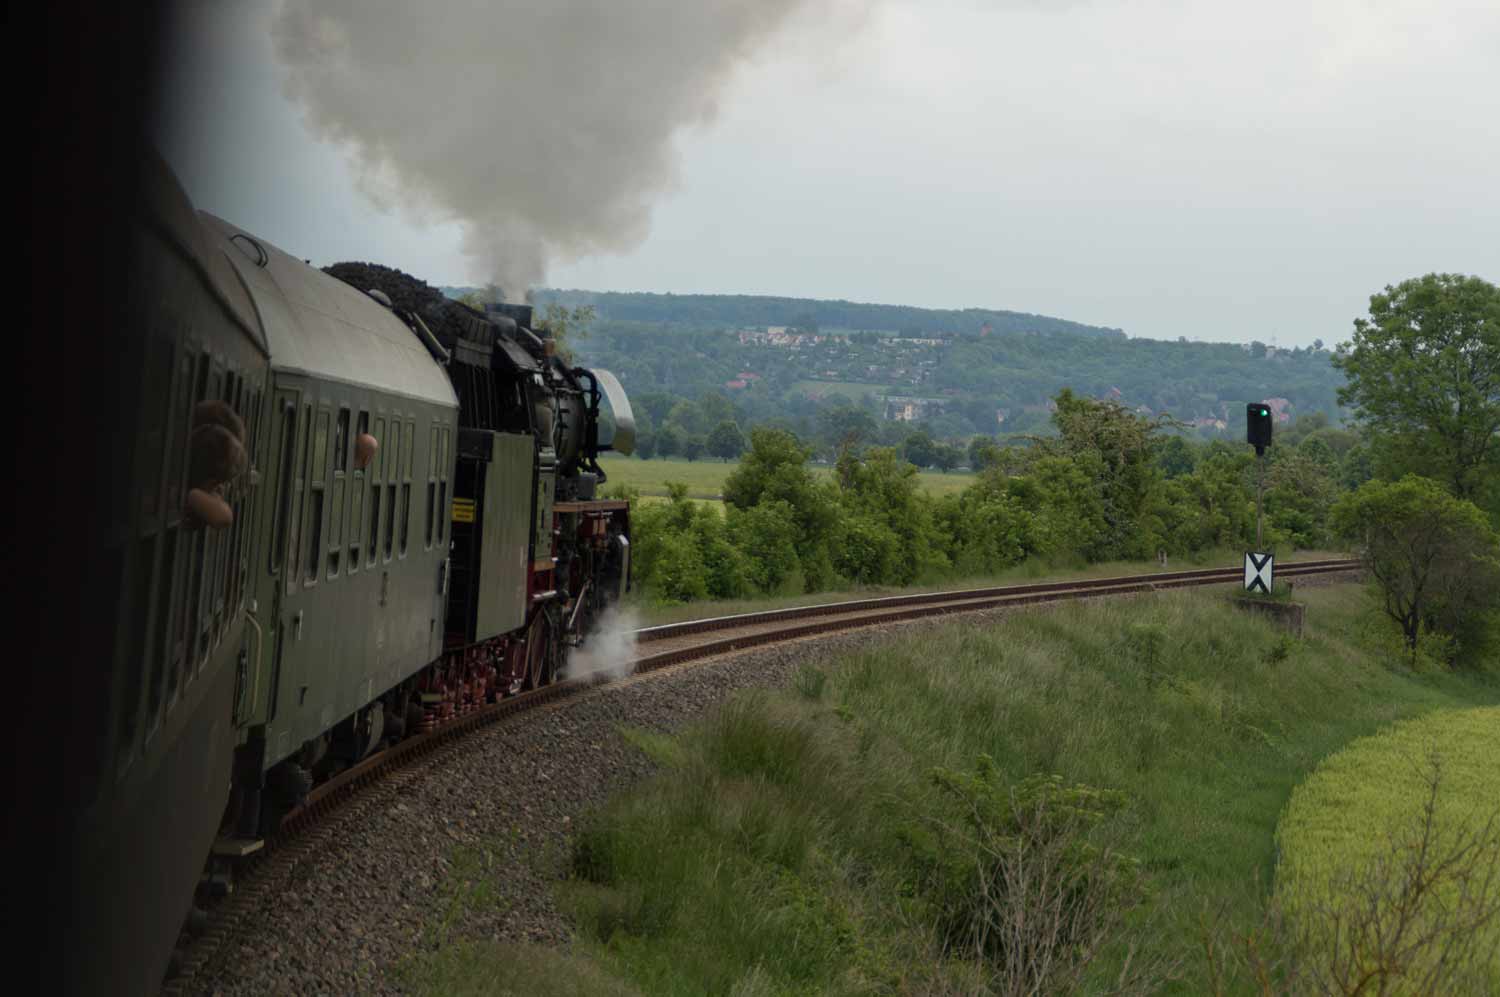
top-left (165, 556), bottom-right (1358, 993)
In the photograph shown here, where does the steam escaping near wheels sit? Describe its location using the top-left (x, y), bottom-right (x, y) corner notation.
top-left (565, 607), bottom-right (642, 683)
top-left (270, 0), bottom-right (871, 299)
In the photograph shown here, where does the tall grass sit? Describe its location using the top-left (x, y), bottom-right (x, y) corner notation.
top-left (415, 585), bottom-right (1498, 994)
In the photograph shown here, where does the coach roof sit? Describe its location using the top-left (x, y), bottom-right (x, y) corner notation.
top-left (200, 212), bottom-right (458, 409)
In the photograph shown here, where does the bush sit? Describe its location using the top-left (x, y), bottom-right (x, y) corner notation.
top-left (910, 757), bottom-right (1163, 995)
top-left (1331, 475), bottom-right (1500, 665)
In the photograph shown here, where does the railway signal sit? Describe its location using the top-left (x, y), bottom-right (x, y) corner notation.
top-left (1246, 401), bottom-right (1274, 584)
top-left (1247, 402), bottom-right (1273, 456)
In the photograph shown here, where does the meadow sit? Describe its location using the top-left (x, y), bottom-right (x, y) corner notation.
top-left (787, 380), bottom-right (890, 401)
top-left (403, 584), bottom-right (1499, 995)
top-left (599, 453), bottom-right (975, 502)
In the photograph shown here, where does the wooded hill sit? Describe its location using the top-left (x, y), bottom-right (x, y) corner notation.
top-left (442, 286), bottom-right (1346, 440)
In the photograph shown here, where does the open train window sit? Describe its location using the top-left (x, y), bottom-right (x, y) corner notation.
top-left (328, 407), bottom-right (349, 578)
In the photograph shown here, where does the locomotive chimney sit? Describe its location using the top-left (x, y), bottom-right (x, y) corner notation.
top-left (484, 302), bottom-right (534, 330)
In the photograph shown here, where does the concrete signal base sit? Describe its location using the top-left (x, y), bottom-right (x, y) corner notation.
top-left (1230, 595), bottom-right (1306, 637)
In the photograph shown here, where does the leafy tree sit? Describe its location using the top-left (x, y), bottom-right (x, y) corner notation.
top-left (726, 501), bottom-right (802, 593)
top-left (1041, 389), bottom-right (1168, 559)
top-left (937, 471), bottom-right (1033, 574)
top-left (1333, 274), bottom-right (1500, 501)
top-left (835, 447), bottom-right (949, 583)
top-left (1156, 436), bottom-right (1198, 478)
top-left (683, 437), bottom-right (706, 462)
top-left (666, 399), bottom-right (707, 438)
top-left (931, 443), bottom-right (963, 473)
top-left (968, 436), bottom-right (1003, 472)
top-left (818, 404), bottom-right (879, 450)
top-left (902, 430), bottom-right (938, 469)
top-left (723, 429), bottom-right (838, 569)
top-left (1264, 448), bottom-right (1338, 548)
top-left (634, 432), bottom-right (657, 460)
top-left (533, 302), bottom-right (596, 363)
top-left (1330, 475), bottom-right (1500, 662)
top-left (706, 420), bottom-right (745, 462)
top-left (697, 391), bottom-right (737, 429)
top-left (656, 425), bottom-right (682, 459)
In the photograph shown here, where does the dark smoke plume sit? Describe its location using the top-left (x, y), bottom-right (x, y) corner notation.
top-left (272, 0), bottom-right (862, 299)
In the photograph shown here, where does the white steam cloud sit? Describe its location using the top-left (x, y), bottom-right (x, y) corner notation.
top-left (565, 606), bottom-right (642, 683)
top-left (271, 0), bottom-right (867, 299)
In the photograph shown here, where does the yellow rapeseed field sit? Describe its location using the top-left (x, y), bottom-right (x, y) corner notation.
top-left (1275, 706), bottom-right (1500, 988)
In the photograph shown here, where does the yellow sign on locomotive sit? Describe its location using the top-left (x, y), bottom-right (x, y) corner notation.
top-left (451, 497), bottom-right (475, 524)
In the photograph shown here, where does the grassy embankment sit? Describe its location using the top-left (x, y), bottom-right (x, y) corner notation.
top-left (402, 584), bottom-right (1497, 995)
top-left (598, 454), bottom-right (976, 504)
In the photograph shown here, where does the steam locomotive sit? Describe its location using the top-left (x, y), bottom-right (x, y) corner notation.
top-left (68, 153), bottom-right (634, 996)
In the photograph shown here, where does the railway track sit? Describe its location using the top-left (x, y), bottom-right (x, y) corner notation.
top-left (166, 556), bottom-right (1358, 993)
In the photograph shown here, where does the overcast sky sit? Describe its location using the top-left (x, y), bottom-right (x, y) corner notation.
top-left (156, 0), bottom-right (1498, 347)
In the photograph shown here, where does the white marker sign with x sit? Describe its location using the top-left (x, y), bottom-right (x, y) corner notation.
top-left (1244, 551), bottom-right (1274, 594)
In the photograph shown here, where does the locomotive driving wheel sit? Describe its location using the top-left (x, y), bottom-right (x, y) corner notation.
top-left (522, 609), bottom-right (557, 691)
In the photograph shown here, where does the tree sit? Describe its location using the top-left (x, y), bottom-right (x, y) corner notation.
top-left (532, 302), bottom-right (595, 363)
top-left (634, 432), bottom-right (657, 460)
top-left (902, 430), bottom-right (937, 469)
top-left (723, 428), bottom-right (838, 567)
top-left (931, 443), bottom-right (962, 472)
top-left (1333, 274), bottom-right (1500, 501)
top-left (706, 420), bottom-right (745, 462)
top-left (682, 437), bottom-right (706, 462)
top-left (656, 426), bottom-right (682, 459)
top-left (1041, 389), bottom-right (1169, 560)
top-left (1330, 476), bottom-right (1500, 662)
top-left (818, 404), bottom-right (879, 450)
top-left (968, 436), bottom-right (1003, 472)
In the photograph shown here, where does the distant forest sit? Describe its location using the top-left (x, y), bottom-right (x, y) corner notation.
top-left (442, 285), bottom-right (1345, 447)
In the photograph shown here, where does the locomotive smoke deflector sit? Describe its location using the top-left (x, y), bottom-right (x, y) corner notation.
top-left (581, 368), bottom-right (635, 457)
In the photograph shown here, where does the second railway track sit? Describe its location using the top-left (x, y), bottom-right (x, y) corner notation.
top-left (167, 556), bottom-right (1359, 994)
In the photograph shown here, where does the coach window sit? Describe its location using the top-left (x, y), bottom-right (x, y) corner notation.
top-left (439, 427), bottom-right (451, 544)
top-left (286, 405), bottom-right (312, 595)
top-left (349, 410), bottom-right (367, 572)
top-left (400, 420), bottom-right (415, 556)
top-left (425, 425), bottom-right (438, 550)
top-left (270, 401), bottom-right (297, 576)
top-left (384, 420), bottom-right (401, 561)
top-left (368, 416), bottom-right (385, 567)
top-left (305, 408), bottom-right (329, 585)
top-left (328, 407), bottom-right (349, 578)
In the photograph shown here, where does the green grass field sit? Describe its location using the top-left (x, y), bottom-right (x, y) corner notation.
top-left (599, 453), bottom-right (975, 502)
top-left (788, 380), bottom-right (889, 401)
top-left (403, 584), bottom-right (1499, 995)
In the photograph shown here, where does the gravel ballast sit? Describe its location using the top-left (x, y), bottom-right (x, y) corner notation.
top-left (198, 577), bottom-right (1359, 995)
